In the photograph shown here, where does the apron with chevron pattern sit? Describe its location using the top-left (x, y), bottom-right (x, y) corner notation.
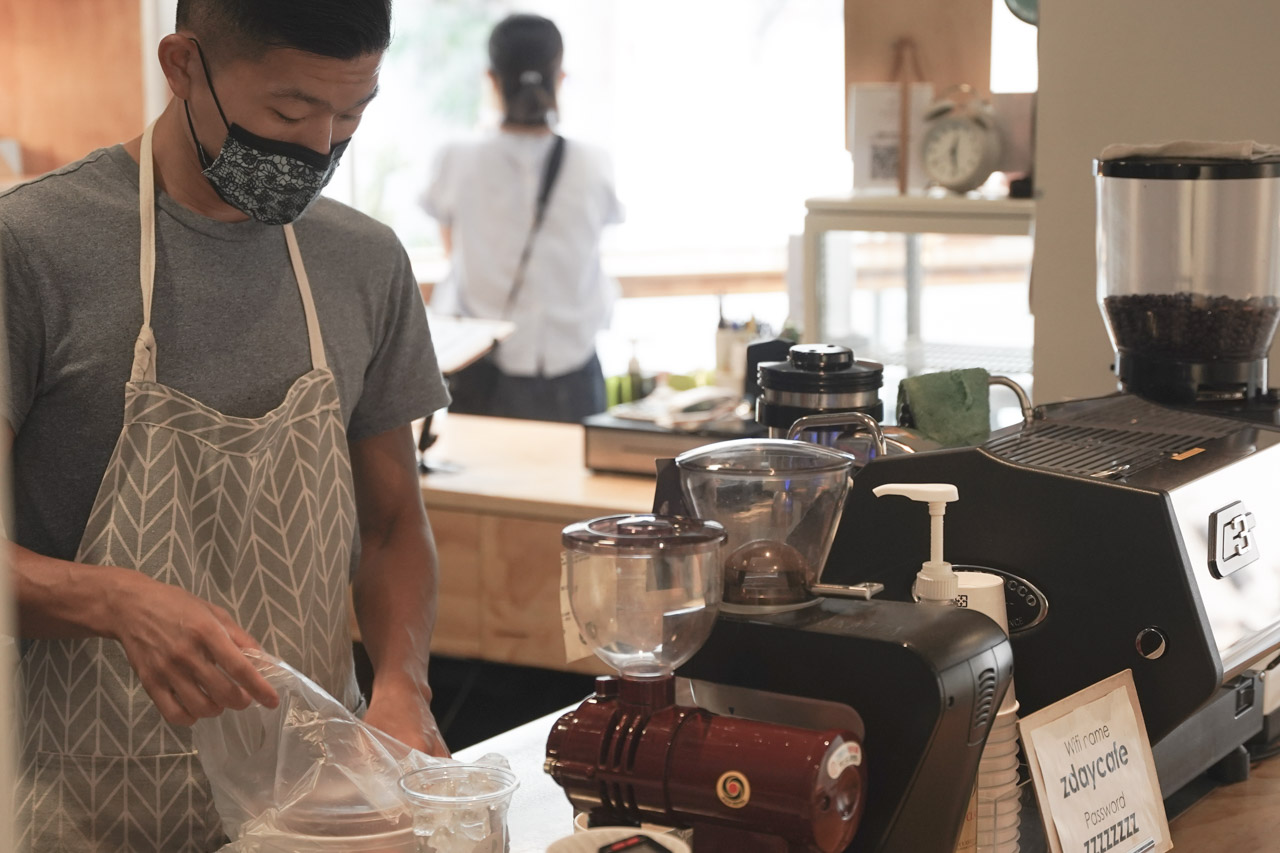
top-left (16, 122), bottom-right (360, 852)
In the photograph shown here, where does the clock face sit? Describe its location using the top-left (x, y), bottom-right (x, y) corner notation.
top-left (922, 118), bottom-right (993, 191)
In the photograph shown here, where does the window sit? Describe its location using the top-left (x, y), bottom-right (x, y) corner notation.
top-left (327, 0), bottom-right (850, 277)
top-left (321, 0), bottom-right (852, 377)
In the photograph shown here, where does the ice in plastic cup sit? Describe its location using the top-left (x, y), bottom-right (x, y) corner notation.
top-left (399, 764), bottom-right (519, 853)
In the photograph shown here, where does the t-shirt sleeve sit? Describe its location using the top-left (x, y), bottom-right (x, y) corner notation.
top-left (419, 145), bottom-right (456, 226)
top-left (0, 220), bottom-right (44, 435)
top-left (346, 243), bottom-right (450, 442)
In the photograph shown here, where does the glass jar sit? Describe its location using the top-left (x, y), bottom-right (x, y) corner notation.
top-left (561, 515), bottom-right (726, 678)
top-left (675, 439), bottom-right (853, 609)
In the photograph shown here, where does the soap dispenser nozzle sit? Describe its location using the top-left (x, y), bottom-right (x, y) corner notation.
top-left (872, 483), bottom-right (960, 604)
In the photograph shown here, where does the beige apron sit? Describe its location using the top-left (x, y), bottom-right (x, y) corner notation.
top-left (17, 123), bottom-right (360, 852)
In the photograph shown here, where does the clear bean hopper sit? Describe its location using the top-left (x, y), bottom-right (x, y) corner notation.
top-left (1096, 153), bottom-right (1280, 404)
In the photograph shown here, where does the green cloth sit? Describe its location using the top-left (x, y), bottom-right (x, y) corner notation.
top-left (897, 368), bottom-right (992, 447)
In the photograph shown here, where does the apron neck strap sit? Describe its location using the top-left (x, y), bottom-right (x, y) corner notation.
top-left (284, 223), bottom-right (328, 371)
top-left (134, 122), bottom-right (159, 382)
top-left (133, 121), bottom-right (328, 383)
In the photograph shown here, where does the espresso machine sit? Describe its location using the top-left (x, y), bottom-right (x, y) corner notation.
top-left (548, 439), bottom-right (1014, 852)
top-left (818, 150), bottom-right (1280, 806)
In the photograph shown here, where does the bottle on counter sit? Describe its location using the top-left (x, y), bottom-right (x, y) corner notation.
top-left (873, 484), bottom-right (1020, 853)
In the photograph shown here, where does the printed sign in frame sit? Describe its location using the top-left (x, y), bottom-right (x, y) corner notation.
top-left (1019, 669), bottom-right (1172, 853)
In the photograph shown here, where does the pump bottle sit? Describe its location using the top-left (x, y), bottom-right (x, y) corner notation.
top-left (874, 483), bottom-right (1021, 853)
top-left (871, 483), bottom-right (959, 605)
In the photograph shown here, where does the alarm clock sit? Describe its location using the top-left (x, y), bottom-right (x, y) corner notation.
top-left (920, 86), bottom-right (1003, 194)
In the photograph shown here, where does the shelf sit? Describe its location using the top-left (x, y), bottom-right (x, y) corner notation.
top-left (805, 194), bottom-right (1035, 237)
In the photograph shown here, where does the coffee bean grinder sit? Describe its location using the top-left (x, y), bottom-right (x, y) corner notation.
top-left (546, 511), bottom-right (867, 853)
top-left (549, 439), bottom-right (1014, 852)
top-left (1096, 152), bottom-right (1280, 420)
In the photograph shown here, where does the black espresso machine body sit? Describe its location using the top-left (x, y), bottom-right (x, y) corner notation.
top-left (822, 393), bottom-right (1280, 744)
top-left (651, 460), bottom-right (1014, 853)
top-left (678, 598), bottom-right (1012, 853)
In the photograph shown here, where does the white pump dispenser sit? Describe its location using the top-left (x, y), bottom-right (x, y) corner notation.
top-left (872, 483), bottom-right (960, 604)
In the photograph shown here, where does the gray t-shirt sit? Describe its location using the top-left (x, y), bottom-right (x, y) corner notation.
top-left (1, 145), bottom-right (449, 563)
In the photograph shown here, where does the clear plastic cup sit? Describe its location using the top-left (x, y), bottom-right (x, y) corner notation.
top-left (399, 765), bottom-right (519, 853)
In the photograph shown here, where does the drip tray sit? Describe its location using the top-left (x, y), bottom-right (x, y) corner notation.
top-left (985, 395), bottom-right (1239, 479)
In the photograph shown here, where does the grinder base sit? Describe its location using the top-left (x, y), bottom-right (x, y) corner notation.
top-left (1116, 350), bottom-right (1269, 404)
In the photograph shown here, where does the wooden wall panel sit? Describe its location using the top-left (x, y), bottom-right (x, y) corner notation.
top-left (0, 0), bottom-right (145, 175)
top-left (0, 4), bottom-right (16, 158)
top-left (844, 0), bottom-right (992, 95)
top-left (479, 515), bottom-right (607, 675)
top-left (479, 516), bottom-right (565, 670)
top-left (427, 509), bottom-right (484, 659)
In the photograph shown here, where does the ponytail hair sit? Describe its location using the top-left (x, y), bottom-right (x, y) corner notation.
top-left (489, 13), bottom-right (563, 127)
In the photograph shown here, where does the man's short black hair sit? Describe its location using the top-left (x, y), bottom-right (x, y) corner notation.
top-left (176, 0), bottom-right (392, 61)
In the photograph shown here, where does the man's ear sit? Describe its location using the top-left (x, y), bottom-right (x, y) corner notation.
top-left (158, 33), bottom-right (200, 100)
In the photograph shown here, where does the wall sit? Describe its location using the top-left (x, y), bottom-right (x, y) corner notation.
top-left (0, 0), bottom-right (146, 175)
top-left (1032, 0), bottom-right (1280, 402)
top-left (844, 0), bottom-right (992, 96)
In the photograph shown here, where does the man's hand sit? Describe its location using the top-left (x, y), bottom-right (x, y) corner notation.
top-left (364, 676), bottom-right (450, 757)
top-left (107, 572), bottom-right (279, 726)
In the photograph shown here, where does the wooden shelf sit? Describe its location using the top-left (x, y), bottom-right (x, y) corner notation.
top-left (805, 194), bottom-right (1035, 237)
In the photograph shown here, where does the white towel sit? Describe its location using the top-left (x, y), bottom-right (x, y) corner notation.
top-left (1100, 140), bottom-right (1280, 161)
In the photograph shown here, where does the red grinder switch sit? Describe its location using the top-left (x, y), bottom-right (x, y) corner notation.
top-left (545, 676), bottom-right (866, 852)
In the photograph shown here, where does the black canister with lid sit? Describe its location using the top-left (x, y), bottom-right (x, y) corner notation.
top-left (756, 344), bottom-right (885, 437)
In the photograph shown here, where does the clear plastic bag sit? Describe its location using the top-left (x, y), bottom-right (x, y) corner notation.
top-left (192, 649), bottom-right (441, 851)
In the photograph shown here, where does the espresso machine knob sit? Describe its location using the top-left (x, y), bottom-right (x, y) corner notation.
top-left (1136, 626), bottom-right (1168, 660)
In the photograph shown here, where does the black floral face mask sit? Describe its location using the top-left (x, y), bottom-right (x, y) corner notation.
top-left (186, 39), bottom-right (349, 225)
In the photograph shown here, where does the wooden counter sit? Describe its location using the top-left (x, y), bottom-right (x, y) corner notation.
top-left (419, 414), bottom-right (655, 674)
top-left (421, 414), bottom-right (656, 521)
top-left (1166, 753), bottom-right (1280, 848)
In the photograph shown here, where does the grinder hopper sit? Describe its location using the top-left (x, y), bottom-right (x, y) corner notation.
top-left (1096, 151), bottom-right (1280, 404)
top-left (674, 439), bottom-right (854, 611)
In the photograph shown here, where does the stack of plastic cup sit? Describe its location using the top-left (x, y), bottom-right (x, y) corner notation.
top-left (956, 571), bottom-right (1021, 853)
top-left (976, 704), bottom-right (1021, 853)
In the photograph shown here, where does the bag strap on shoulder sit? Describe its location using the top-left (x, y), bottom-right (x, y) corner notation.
top-left (504, 134), bottom-right (566, 315)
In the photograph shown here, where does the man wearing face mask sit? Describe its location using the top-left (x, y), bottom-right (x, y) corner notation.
top-left (1, 1), bottom-right (450, 850)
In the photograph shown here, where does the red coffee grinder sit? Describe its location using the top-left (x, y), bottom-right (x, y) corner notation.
top-left (546, 514), bottom-right (866, 853)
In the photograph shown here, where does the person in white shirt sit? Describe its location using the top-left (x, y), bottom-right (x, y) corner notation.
top-left (421, 13), bottom-right (624, 423)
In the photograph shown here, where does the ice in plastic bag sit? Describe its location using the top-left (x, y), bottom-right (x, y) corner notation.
top-left (192, 649), bottom-right (510, 852)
